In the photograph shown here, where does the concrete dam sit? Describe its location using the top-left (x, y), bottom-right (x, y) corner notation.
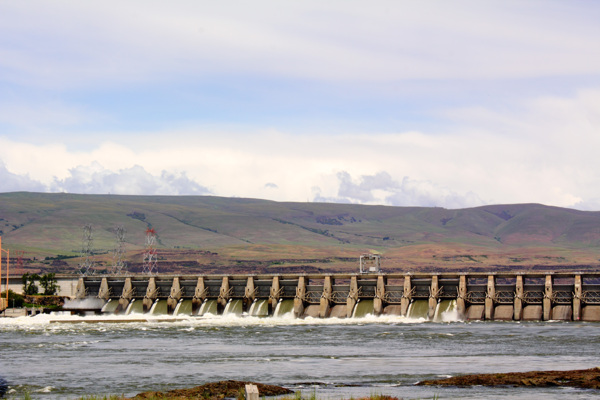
top-left (68, 271), bottom-right (600, 321)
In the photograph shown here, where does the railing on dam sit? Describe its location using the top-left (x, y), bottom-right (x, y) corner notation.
top-left (68, 271), bottom-right (600, 322)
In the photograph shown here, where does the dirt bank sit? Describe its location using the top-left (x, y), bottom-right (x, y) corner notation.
top-left (24, 295), bottom-right (64, 307)
top-left (417, 367), bottom-right (600, 389)
top-left (127, 380), bottom-right (293, 400)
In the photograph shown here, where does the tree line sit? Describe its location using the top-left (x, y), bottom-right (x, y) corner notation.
top-left (22, 272), bottom-right (59, 296)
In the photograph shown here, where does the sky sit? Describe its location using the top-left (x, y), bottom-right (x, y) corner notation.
top-left (1, 1), bottom-right (600, 210)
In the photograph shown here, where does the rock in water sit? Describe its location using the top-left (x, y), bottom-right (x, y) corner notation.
top-left (129, 380), bottom-right (293, 400)
top-left (416, 367), bottom-right (600, 389)
top-left (0, 376), bottom-right (7, 398)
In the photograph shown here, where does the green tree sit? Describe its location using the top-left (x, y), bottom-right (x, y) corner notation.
top-left (39, 273), bottom-right (59, 296)
top-left (1, 290), bottom-right (24, 307)
top-left (22, 273), bottom-right (40, 295)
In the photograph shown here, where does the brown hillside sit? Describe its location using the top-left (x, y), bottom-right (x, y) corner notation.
top-left (1, 192), bottom-right (599, 274)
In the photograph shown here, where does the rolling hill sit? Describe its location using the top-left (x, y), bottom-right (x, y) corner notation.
top-left (1, 192), bottom-right (600, 274)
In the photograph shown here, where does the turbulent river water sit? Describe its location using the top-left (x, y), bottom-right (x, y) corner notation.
top-left (0, 310), bottom-right (599, 400)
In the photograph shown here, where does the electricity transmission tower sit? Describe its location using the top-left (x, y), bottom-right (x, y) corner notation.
top-left (141, 228), bottom-right (158, 275)
top-left (79, 224), bottom-right (95, 276)
top-left (110, 225), bottom-right (127, 275)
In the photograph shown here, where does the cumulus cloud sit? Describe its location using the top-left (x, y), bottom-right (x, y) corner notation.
top-left (50, 163), bottom-right (211, 195)
top-left (571, 199), bottom-right (600, 212)
top-left (385, 177), bottom-right (485, 209)
top-left (314, 171), bottom-right (484, 209)
top-left (337, 171), bottom-right (398, 203)
top-left (0, 158), bottom-right (212, 196)
top-left (1, 83), bottom-right (599, 208)
top-left (0, 160), bottom-right (45, 192)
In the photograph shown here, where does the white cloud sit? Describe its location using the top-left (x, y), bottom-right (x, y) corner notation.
top-left (573, 198), bottom-right (600, 212)
top-left (1, 1), bottom-right (599, 89)
top-left (0, 160), bottom-right (45, 192)
top-left (51, 163), bottom-right (211, 196)
top-left (1, 83), bottom-right (600, 209)
top-left (314, 171), bottom-right (484, 209)
top-left (0, 155), bottom-right (211, 196)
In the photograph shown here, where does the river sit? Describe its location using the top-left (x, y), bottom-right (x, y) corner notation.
top-left (0, 311), bottom-right (599, 399)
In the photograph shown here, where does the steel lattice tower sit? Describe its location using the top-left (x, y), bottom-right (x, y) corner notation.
top-left (79, 224), bottom-right (95, 276)
top-left (110, 225), bottom-right (127, 275)
top-left (16, 250), bottom-right (25, 271)
top-left (141, 228), bottom-right (158, 275)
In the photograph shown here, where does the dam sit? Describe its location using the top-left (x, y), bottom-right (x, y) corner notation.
top-left (67, 271), bottom-right (600, 321)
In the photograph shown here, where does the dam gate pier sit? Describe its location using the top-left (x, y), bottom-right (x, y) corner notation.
top-left (69, 271), bottom-right (600, 321)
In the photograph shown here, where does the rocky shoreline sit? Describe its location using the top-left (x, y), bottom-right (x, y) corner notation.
top-left (119, 370), bottom-right (600, 400)
top-left (417, 367), bottom-right (600, 389)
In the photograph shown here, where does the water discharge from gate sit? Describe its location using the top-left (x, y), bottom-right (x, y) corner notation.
top-left (65, 297), bottom-right (463, 321)
top-left (248, 299), bottom-right (269, 317)
top-left (407, 300), bottom-right (429, 319)
top-left (198, 299), bottom-right (218, 316)
top-left (274, 299), bottom-right (294, 317)
top-left (434, 299), bottom-right (457, 322)
top-left (150, 300), bottom-right (168, 315)
top-left (125, 300), bottom-right (144, 315)
top-left (352, 299), bottom-right (374, 318)
top-left (101, 299), bottom-right (119, 314)
top-left (223, 299), bottom-right (243, 316)
top-left (174, 300), bottom-right (193, 316)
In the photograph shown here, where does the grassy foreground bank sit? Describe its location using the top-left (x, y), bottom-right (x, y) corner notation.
top-left (72, 395), bottom-right (403, 400)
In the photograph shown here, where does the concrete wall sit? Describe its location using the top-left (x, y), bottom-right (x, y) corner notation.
top-left (5, 275), bottom-right (79, 297)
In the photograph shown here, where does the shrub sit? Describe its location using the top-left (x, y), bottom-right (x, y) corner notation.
top-left (1, 290), bottom-right (25, 308)
top-left (22, 273), bottom-right (39, 295)
top-left (39, 273), bottom-right (59, 295)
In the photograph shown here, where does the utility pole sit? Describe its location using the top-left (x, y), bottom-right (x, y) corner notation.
top-left (0, 236), bottom-right (9, 311)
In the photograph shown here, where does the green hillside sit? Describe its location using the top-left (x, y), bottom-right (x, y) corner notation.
top-left (1, 192), bottom-right (600, 274)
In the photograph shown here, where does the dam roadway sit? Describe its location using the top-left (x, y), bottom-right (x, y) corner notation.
top-left (64, 270), bottom-right (600, 321)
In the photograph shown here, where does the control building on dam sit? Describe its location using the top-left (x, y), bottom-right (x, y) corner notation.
top-left (67, 271), bottom-right (600, 321)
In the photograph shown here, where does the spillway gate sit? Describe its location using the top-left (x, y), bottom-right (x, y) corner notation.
top-left (71, 271), bottom-right (600, 321)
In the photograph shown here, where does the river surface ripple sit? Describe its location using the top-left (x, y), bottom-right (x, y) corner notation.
top-left (0, 314), bottom-right (599, 399)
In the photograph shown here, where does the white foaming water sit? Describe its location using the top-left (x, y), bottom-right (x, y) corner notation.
top-left (0, 309), bottom-right (462, 331)
top-left (173, 299), bottom-right (183, 315)
top-left (101, 299), bottom-right (118, 313)
top-left (434, 299), bottom-right (459, 322)
top-left (247, 299), bottom-right (257, 315)
top-left (273, 299), bottom-right (294, 317)
top-left (125, 299), bottom-right (135, 314)
top-left (223, 299), bottom-right (243, 316)
top-left (63, 298), bottom-right (106, 309)
top-left (440, 307), bottom-right (460, 322)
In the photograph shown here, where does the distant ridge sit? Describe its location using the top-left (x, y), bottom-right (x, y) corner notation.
top-left (1, 192), bottom-right (599, 274)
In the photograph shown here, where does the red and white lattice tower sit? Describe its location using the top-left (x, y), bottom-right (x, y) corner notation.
top-left (141, 228), bottom-right (158, 275)
top-left (16, 250), bottom-right (25, 271)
